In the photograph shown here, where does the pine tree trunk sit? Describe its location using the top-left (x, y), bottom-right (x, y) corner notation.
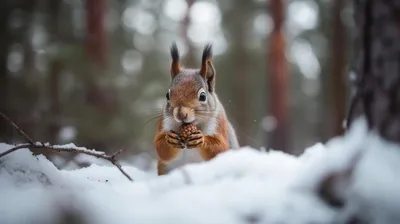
top-left (86, 0), bottom-right (107, 68)
top-left (47, 0), bottom-right (63, 144)
top-left (331, 0), bottom-right (347, 137)
top-left (0, 2), bottom-right (11, 141)
top-left (21, 0), bottom-right (36, 77)
top-left (267, 0), bottom-right (290, 152)
top-left (347, 0), bottom-right (400, 143)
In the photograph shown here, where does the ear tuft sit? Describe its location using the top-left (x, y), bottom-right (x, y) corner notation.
top-left (170, 42), bottom-right (181, 78)
top-left (170, 42), bottom-right (179, 62)
top-left (199, 44), bottom-right (215, 92)
top-left (200, 43), bottom-right (213, 78)
top-left (202, 43), bottom-right (213, 63)
top-left (206, 60), bottom-right (216, 92)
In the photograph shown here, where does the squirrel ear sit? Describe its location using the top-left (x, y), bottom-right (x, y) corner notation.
top-left (205, 61), bottom-right (215, 92)
top-left (199, 44), bottom-right (215, 92)
top-left (170, 42), bottom-right (181, 79)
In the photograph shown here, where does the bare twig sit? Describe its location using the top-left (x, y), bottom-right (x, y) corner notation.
top-left (0, 143), bottom-right (31, 158)
top-left (0, 113), bottom-right (35, 145)
top-left (0, 113), bottom-right (133, 181)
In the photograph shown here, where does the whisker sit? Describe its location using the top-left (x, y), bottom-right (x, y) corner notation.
top-left (195, 111), bottom-right (217, 116)
top-left (145, 109), bottom-right (164, 114)
top-left (195, 109), bottom-right (218, 113)
top-left (196, 113), bottom-right (214, 117)
top-left (130, 113), bottom-right (165, 139)
top-left (138, 115), bottom-right (163, 128)
top-left (195, 114), bottom-right (214, 120)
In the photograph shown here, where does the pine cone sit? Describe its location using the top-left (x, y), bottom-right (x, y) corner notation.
top-left (179, 123), bottom-right (198, 143)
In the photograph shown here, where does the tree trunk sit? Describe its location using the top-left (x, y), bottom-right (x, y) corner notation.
top-left (21, 0), bottom-right (36, 77)
top-left (84, 0), bottom-right (114, 150)
top-left (47, 0), bottom-right (63, 143)
top-left (267, 0), bottom-right (290, 152)
top-left (48, 60), bottom-right (63, 143)
top-left (85, 0), bottom-right (109, 112)
top-left (86, 0), bottom-right (107, 68)
top-left (330, 0), bottom-right (347, 137)
top-left (347, 0), bottom-right (400, 143)
top-left (0, 2), bottom-right (12, 141)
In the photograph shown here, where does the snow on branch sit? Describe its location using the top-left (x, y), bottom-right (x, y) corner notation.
top-left (0, 112), bottom-right (133, 181)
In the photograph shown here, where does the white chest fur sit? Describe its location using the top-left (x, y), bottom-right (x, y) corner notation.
top-left (165, 148), bottom-right (204, 172)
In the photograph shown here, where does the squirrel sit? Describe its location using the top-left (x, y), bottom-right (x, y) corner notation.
top-left (154, 43), bottom-right (239, 176)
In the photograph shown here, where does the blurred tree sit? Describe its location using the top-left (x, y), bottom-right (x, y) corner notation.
top-left (267, 0), bottom-right (290, 152)
top-left (0, 1), bottom-right (12, 141)
top-left (47, 0), bottom-right (63, 143)
top-left (330, 0), bottom-right (347, 137)
top-left (0, 0), bottom-right (38, 141)
top-left (230, 0), bottom-right (252, 146)
top-left (81, 0), bottom-right (115, 150)
top-left (86, 0), bottom-right (107, 68)
top-left (348, 0), bottom-right (400, 143)
top-left (20, 0), bottom-right (36, 77)
top-left (317, 0), bottom-right (334, 142)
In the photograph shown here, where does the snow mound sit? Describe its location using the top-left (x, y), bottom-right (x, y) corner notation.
top-left (1, 118), bottom-right (400, 224)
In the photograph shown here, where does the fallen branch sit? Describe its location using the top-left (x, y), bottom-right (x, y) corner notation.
top-left (0, 113), bottom-right (35, 145)
top-left (0, 112), bottom-right (133, 181)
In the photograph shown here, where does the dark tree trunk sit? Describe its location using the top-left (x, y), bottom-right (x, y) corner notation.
top-left (84, 0), bottom-right (115, 150)
top-left (331, 0), bottom-right (348, 137)
top-left (47, 0), bottom-right (63, 143)
top-left (347, 0), bottom-right (400, 143)
top-left (48, 60), bottom-right (63, 143)
top-left (267, 0), bottom-right (290, 152)
top-left (0, 2), bottom-right (12, 141)
top-left (85, 0), bottom-right (109, 112)
top-left (21, 0), bottom-right (36, 77)
top-left (86, 0), bottom-right (107, 68)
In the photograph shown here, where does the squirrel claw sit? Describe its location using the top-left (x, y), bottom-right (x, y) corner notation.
top-left (166, 131), bottom-right (185, 149)
top-left (186, 132), bottom-right (204, 148)
top-left (181, 142), bottom-right (187, 149)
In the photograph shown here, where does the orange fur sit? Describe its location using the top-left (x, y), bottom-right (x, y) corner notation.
top-left (197, 113), bottom-right (230, 160)
top-left (154, 112), bottom-right (231, 176)
top-left (153, 118), bottom-right (180, 162)
top-left (157, 160), bottom-right (168, 176)
top-left (199, 60), bottom-right (208, 77)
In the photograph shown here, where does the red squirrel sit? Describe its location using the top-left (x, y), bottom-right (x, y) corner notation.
top-left (154, 43), bottom-right (239, 175)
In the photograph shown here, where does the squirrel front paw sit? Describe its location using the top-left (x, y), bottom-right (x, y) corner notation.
top-left (186, 131), bottom-right (204, 148)
top-left (165, 130), bottom-right (185, 149)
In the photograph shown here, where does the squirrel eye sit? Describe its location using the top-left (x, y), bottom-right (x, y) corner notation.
top-left (166, 92), bottom-right (170, 100)
top-left (199, 92), bottom-right (206, 102)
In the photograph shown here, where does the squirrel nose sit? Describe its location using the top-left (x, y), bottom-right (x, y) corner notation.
top-left (177, 111), bottom-right (188, 121)
top-left (174, 106), bottom-right (190, 123)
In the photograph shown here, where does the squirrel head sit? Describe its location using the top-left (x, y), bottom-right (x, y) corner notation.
top-left (164, 43), bottom-right (218, 125)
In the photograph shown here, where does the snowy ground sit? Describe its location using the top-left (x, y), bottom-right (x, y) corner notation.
top-left (1, 118), bottom-right (400, 224)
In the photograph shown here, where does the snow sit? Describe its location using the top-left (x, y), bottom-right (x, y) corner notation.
top-left (1, 118), bottom-right (400, 223)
